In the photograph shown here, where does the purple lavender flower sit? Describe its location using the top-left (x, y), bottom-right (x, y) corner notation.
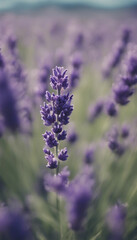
top-left (88, 100), bottom-right (104, 122)
top-left (0, 204), bottom-right (32, 240)
top-left (58, 130), bottom-right (67, 141)
top-left (69, 52), bottom-right (83, 90)
top-left (113, 82), bottom-right (134, 105)
top-left (0, 51), bottom-right (32, 134)
top-left (50, 67), bottom-right (68, 91)
top-left (73, 31), bottom-right (84, 50)
top-left (65, 167), bottom-right (94, 231)
top-left (52, 122), bottom-right (62, 134)
top-left (6, 38), bottom-right (33, 134)
top-left (7, 34), bottom-right (17, 52)
top-left (36, 63), bottom-right (51, 99)
top-left (102, 28), bottom-right (131, 78)
top-left (40, 103), bottom-right (56, 126)
top-left (69, 69), bottom-right (80, 89)
top-left (122, 28), bottom-right (131, 44)
top-left (40, 66), bottom-right (73, 168)
top-left (105, 101), bottom-right (117, 117)
top-left (44, 166), bottom-right (70, 194)
top-left (108, 138), bottom-right (119, 151)
top-left (83, 145), bottom-right (95, 164)
top-left (67, 124), bottom-right (78, 144)
top-left (108, 127), bottom-right (125, 156)
top-left (0, 52), bottom-right (5, 68)
top-left (43, 131), bottom-right (58, 148)
top-left (113, 49), bottom-right (137, 108)
top-left (59, 166), bottom-right (70, 184)
top-left (121, 76), bottom-right (137, 87)
top-left (0, 64), bottom-right (20, 132)
top-left (127, 56), bottom-right (137, 76)
top-left (46, 154), bottom-right (58, 169)
top-left (58, 148), bottom-right (68, 161)
top-left (121, 125), bottom-right (129, 138)
top-left (71, 53), bottom-right (83, 70)
top-left (106, 202), bottom-right (126, 240)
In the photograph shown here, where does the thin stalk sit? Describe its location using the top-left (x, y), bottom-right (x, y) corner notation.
top-left (55, 87), bottom-right (62, 239)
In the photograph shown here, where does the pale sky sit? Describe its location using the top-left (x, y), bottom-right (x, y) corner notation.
top-left (0, 0), bottom-right (137, 11)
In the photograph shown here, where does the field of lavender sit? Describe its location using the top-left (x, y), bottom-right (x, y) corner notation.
top-left (1, 8), bottom-right (137, 240)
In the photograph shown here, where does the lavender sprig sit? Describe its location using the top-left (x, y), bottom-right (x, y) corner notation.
top-left (40, 66), bottom-right (73, 169)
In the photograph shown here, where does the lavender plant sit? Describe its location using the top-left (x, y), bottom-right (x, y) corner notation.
top-left (40, 66), bottom-right (73, 170)
top-left (102, 28), bottom-right (131, 78)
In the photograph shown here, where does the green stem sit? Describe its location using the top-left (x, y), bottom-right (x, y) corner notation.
top-left (55, 87), bottom-right (63, 239)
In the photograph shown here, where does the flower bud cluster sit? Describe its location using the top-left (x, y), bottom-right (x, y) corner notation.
top-left (113, 52), bottom-right (137, 106)
top-left (108, 125), bottom-right (130, 156)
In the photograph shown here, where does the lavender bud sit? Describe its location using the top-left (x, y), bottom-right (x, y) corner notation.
top-left (58, 148), bottom-right (68, 161)
top-left (43, 131), bottom-right (58, 148)
top-left (58, 130), bottom-right (67, 141)
top-left (83, 145), bottom-right (95, 164)
top-left (46, 153), bottom-right (58, 169)
top-left (52, 122), bottom-right (62, 134)
top-left (113, 82), bottom-right (134, 106)
top-left (127, 56), bottom-right (137, 76)
top-left (106, 101), bottom-right (117, 117)
top-left (50, 66), bottom-right (68, 91)
top-left (121, 125), bottom-right (130, 138)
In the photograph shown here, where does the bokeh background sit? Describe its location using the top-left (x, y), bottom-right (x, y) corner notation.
top-left (1, 0), bottom-right (137, 240)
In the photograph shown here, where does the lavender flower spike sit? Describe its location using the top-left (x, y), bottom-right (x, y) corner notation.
top-left (40, 66), bottom-right (73, 169)
top-left (66, 166), bottom-right (94, 231)
top-left (106, 202), bottom-right (126, 240)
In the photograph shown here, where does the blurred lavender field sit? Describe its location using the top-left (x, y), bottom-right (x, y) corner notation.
top-left (1, 6), bottom-right (137, 240)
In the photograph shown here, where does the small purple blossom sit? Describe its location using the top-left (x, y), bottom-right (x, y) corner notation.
top-left (43, 131), bottom-right (58, 148)
top-left (106, 101), bottom-right (117, 117)
top-left (108, 127), bottom-right (125, 156)
top-left (46, 153), bottom-right (58, 169)
top-left (71, 53), bottom-right (83, 70)
top-left (113, 82), bottom-right (134, 105)
top-left (67, 124), bottom-right (78, 144)
top-left (83, 145), bottom-right (95, 164)
top-left (121, 125), bottom-right (130, 138)
top-left (52, 122), bottom-right (62, 134)
top-left (50, 66), bottom-right (68, 91)
top-left (69, 69), bottom-right (80, 89)
top-left (58, 147), bottom-right (68, 161)
top-left (127, 56), bottom-right (137, 76)
top-left (40, 103), bottom-right (56, 126)
top-left (57, 130), bottom-right (67, 141)
top-left (121, 76), bottom-right (137, 87)
top-left (7, 34), bottom-right (17, 52)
